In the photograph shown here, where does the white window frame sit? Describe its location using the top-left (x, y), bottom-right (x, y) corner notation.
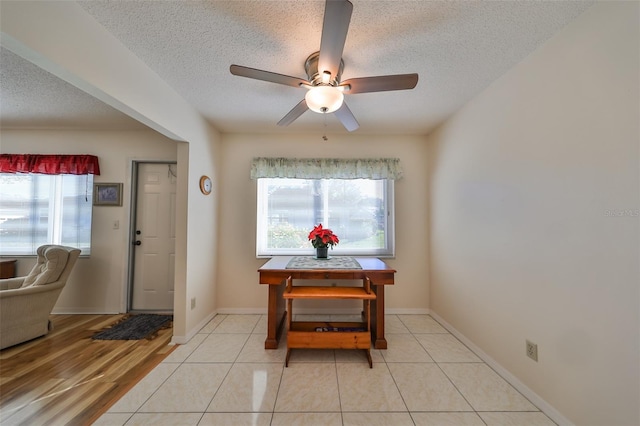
top-left (256, 178), bottom-right (395, 258)
top-left (0, 173), bottom-right (93, 256)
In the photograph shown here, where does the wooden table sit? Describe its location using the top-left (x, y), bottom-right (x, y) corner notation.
top-left (258, 256), bottom-right (396, 350)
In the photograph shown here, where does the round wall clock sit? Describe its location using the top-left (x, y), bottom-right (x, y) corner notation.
top-left (199, 175), bottom-right (212, 195)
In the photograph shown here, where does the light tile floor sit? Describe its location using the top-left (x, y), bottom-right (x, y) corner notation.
top-left (95, 314), bottom-right (556, 426)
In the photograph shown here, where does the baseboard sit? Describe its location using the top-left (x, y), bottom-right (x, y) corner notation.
top-left (52, 308), bottom-right (120, 314)
top-left (170, 311), bottom-right (217, 345)
top-left (386, 308), bottom-right (429, 315)
top-left (215, 307), bottom-right (268, 315)
top-left (52, 307), bottom-right (429, 317)
top-left (429, 311), bottom-right (573, 426)
top-left (214, 307), bottom-right (430, 315)
top-left (217, 307), bottom-right (359, 315)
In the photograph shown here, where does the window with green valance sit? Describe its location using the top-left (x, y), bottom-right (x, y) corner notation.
top-left (252, 157), bottom-right (399, 257)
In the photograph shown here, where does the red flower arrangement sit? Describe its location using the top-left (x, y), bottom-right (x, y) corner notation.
top-left (308, 224), bottom-right (339, 249)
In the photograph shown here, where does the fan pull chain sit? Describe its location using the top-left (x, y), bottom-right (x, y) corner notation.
top-left (322, 112), bottom-right (328, 141)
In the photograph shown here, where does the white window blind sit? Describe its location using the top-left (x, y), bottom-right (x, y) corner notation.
top-left (0, 173), bottom-right (93, 255)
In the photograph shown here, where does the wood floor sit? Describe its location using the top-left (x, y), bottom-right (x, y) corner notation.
top-left (0, 314), bottom-right (175, 426)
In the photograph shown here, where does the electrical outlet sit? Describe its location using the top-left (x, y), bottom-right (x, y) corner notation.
top-left (526, 340), bottom-right (538, 362)
top-left (191, 297), bottom-right (196, 310)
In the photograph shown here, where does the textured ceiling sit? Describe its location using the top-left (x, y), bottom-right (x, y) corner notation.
top-left (1, 1), bottom-right (594, 135)
top-left (0, 48), bottom-right (148, 130)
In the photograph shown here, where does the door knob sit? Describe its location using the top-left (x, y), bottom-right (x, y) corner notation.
top-left (133, 240), bottom-right (142, 246)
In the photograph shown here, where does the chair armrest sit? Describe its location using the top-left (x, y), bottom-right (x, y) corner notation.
top-left (0, 280), bottom-right (65, 298)
top-left (0, 278), bottom-right (26, 291)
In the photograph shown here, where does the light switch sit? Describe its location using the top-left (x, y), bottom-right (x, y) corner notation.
top-left (113, 220), bottom-right (119, 230)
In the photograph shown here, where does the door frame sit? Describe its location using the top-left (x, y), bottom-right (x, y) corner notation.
top-left (127, 160), bottom-right (177, 313)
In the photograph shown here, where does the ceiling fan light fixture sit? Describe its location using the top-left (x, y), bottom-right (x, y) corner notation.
top-left (305, 85), bottom-right (344, 114)
top-left (230, 1), bottom-right (417, 131)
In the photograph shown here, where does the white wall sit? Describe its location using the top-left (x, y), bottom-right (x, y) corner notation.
top-left (427, 3), bottom-right (639, 425)
top-left (1, 129), bottom-right (178, 313)
top-left (217, 133), bottom-right (430, 314)
top-left (180, 131), bottom-right (222, 337)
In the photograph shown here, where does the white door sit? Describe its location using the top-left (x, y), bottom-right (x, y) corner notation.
top-left (131, 162), bottom-right (177, 311)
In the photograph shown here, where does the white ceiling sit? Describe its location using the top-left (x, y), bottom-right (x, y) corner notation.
top-left (0, 0), bottom-right (594, 135)
top-left (0, 48), bottom-right (148, 130)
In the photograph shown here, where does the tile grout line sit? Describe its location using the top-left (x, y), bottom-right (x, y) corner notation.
top-left (402, 314), bottom-right (491, 424)
top-left (133, 313), bottom-right (226, 419)
top-left (407, 317), bottom-right (485, 421)
top-left (424, 315), bottom-right (555, 425)
top-left (389, 314), bottom-right (424, 426)
top-left (101, 313), bottom-right (555, 424)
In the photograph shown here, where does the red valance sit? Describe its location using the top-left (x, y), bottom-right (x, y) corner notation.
top-left (0, 154), bottom-right (100, 175)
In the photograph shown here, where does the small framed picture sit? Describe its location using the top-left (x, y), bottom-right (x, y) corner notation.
top-left (94, 183), bottom-right (123, 206)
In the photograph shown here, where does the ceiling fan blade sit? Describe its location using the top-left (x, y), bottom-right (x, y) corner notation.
top-left (341, 74), bottom-right (419, 94)
top-left (277, 99), bottom-right (309, 127)
top-left (334, 101), bottom-right (359, 132)
top-left (318, 0), bottom-right (353, 79)
top-left (230, 64), bottom-right (308, 88)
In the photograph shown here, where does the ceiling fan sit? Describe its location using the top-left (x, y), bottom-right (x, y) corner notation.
top-left (230, 0), bottom-right (418, 132)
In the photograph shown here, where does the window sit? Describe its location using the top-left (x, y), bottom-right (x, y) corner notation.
top-left (256, 178), bottom-right (394, 257)
top-left (0, 173), bottom-right (93, 255)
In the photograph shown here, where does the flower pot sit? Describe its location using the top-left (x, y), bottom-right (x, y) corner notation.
top-left (316, 247), bottom-right (329, 259)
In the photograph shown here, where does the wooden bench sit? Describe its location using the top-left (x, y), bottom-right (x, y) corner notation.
top-left (283, 276), bottom-right (376, 368)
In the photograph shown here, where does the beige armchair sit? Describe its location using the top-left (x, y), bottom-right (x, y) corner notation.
top-left (0, 245), bottom-right (81, 350)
